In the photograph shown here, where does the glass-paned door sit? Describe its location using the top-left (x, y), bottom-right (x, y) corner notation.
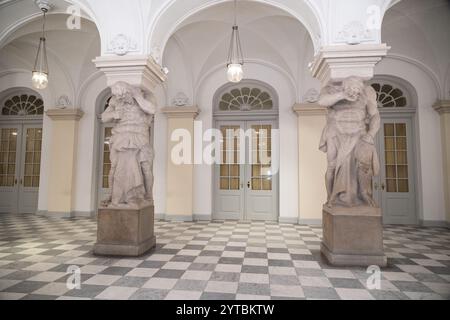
top-left (214, 120), bottom-right (278, 221)
top-left (0, 124), bottom-right (43, 214)
top-left (374, 118), bottom-right (416, 224)
top-left (245, 122), bottom-right (277, 221)
top-left (215, 123), bottom-right (245, 220)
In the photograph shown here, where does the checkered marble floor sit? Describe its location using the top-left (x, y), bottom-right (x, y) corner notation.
top-left (0, 214), bottom-right (449, 300)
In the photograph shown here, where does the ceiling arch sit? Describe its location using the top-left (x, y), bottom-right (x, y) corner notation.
top-left (149, 0), bottom-right (324, 62)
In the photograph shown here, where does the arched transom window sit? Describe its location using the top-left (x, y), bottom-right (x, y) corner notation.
top-left (2, 94), bottom-right (44, 116)
top-left (371, 83), bottom-right (407, 108)
top-left (219, 87), bottom-right (274, 111)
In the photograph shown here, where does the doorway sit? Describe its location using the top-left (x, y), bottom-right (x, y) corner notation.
top-left (0, 91), bottom-right (44, 214)
top-left (370, 80), bottom-right (418, 225)
top-left (214, 120), bottom-right (278, 221)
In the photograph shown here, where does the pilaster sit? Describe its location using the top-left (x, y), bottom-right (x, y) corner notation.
top-left (162, 106), bottom-right (200, 221)
top-left (45, 108), bottom-right (84, 216)
top-left (434, 100), bottom-right (450, 223)
top-left (293, 103), bottom-right (328, 224)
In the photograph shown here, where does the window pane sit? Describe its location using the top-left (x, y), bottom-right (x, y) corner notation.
top-left (220, 178), bottom-right (229, 190)
top-left (252, 178), bottom-right (261, 190)
top-left (397, 165), bottom-right (408, 179)
top-left (385, 137), bottom-right (395, 150)
top-left (396, 137), bottom-right (407, 150)
top-left (398, 180), bottom-right (409, 193)
top-left (386, 179), bottom-right (397, 192)
top-left (397, 151), bottom-right (408, 164)
top-left (384, 124), bottom-right (395, 136)
top-left (262, 178), bottom-right (272, 191)
top-left (386, 165), bottom-right (396, 179)
top-left (396, 124), bottom-right (406, 136)
top-left (230, 178), bottom-right (239, 190)
top-left (220, 165), bottom-right (229, 177)
top-left (385, 151), bottom-right (395, 165)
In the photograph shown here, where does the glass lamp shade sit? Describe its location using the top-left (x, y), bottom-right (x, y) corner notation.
top-left (227, 63), bottom-right (244, 83)
top-left (32, 71), bottom-right (48, 89)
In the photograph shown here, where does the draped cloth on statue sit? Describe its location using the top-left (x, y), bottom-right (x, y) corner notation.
top-left (330, 134), bottom-right (360, 206)
top-left (110, 132), bottom-right (149, 204)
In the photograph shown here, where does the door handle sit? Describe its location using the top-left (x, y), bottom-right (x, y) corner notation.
top-left (247, 181), bottom-right (251, 188)
top-left (19, 178), bottom-right (23, 185)
top-left (374, 182), bottom-right (379, 190)
top-left (381, 183), bottom-right (385, 191)
top-left (14, 178), bottom-right (17, 186)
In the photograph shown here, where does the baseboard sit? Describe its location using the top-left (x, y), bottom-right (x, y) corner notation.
top-left (298, 219), bottom-right (323, 226)
top-left (193, 214), bottom-right (212, 221)
top-left (162, 214), bottom-right (193, 222)
top-left (420, 220), bottom-right (449, 228)
top-left (278, 217), bottom-right (298, 224)
top-left (36, 211), bottom-right (95, 218)
top-left (155, 213), bottom-right (165, 220)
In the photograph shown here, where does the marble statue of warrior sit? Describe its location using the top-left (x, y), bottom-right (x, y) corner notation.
top-left (101, 81), bottom-right (156, 207)
top-left (318, 76), bottom-right (381, 208)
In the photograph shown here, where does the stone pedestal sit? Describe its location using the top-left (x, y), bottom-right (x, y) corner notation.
top-left (321, 205), bottom-right (387, 267)
top-left (94, 204), bottom-right (156, 257)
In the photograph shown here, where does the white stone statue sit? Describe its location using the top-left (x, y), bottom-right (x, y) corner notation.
top-left (101, 81), bottom-right (156, 208)
top-left (318, 76), bottom-right (381, 208)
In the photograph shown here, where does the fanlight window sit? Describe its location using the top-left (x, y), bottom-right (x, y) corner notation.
top-left (2, 94), bottom-right (44, 116)
top-left (371, 83), bottom-right (407, 108)
top-left (219, 87), bottom-right (273, 111)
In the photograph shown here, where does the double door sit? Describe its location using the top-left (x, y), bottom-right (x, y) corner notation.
top-left (373, 117), bottom-right (417, 224)
top-left (214, 120), bottom-right (278, 221)
top-left (0, 124), bottom-right (43, 214)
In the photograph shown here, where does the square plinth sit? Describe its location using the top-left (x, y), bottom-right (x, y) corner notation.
top-left (94, 204), bottom-right (156, 257)
top-left (321, 205), bottom-right (387, 267)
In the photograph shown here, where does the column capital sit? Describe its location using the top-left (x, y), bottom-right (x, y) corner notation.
top-left (310, 44), bottom-right (390, 84)
top-left (46, 108), bottom-right (84, 121)
top-left (433, 100), bottom-right (450, 115)
top-left (93, 54), bottom-right (167, 90)
top-left (293, 103), bottom-right (327, 116)
top-left (161, 106), bottom-right (200, 119)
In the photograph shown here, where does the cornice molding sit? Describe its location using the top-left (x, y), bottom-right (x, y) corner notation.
top-left (161, 106), bottom-right (200, 119)
top-left (310, 44), bottom-right (390, 84)
top-left (433, 100), bottom-right (450, 115)
top-left (93, 55), bottom-right (167, 90)
top-left (293, 103), bottom-right (327, 116)
top-left (46, 108), bottom-right (84, 121)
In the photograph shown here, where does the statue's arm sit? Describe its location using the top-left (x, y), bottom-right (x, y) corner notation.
top-left (365, 86), bottom-right (381, 143)
top-left (101, 99), bottom-right (120, 123)
top-left (134, 89), bottom-right (156, 115)
top-left (318, 85), bottom-right (345, 108)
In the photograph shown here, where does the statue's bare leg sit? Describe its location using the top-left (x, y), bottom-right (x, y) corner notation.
top-left (141, 161), bottom-right (154, 201)
top-left (358, 164), bottom-right (376, 207)
top-left (325, 140), bottom-right (337, 207)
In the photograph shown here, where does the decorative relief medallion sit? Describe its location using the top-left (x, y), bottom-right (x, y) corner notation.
top-left (108, 34), bottom-right (138, 56)
top-left (55, 95), bottom-right (71, 109)
top-left (337, 21), bottom-right (373, 45)
top-left (303, 88), bottom-right (320, 103)
top-left (172, 92), bottom-right (190, 107)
